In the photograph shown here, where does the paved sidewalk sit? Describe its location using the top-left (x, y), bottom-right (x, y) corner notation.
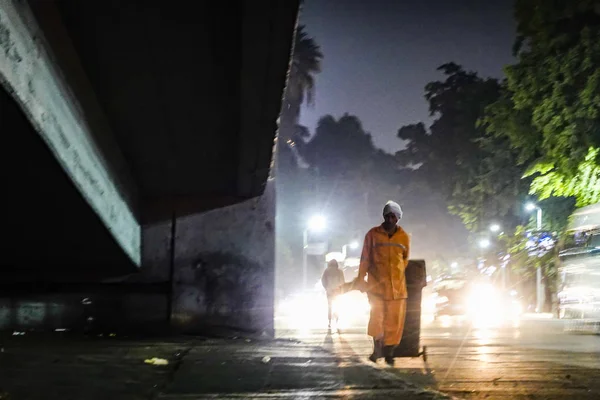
top-left (161, 338), bottom-right (452, 399)
top-left (0, 334), bottom-right (189, 400)
top-left (0, 333), bottom-right (453, 400)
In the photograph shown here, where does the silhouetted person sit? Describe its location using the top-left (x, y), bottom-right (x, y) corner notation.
top-left (321, 259), bottom-right (345, 328)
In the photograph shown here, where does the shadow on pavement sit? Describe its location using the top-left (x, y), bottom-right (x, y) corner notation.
top-left (327, 330), bottom-right (441, 392)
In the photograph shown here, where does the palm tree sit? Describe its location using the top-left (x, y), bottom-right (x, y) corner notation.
top-left (279, 25), bottom-right (323, 161)
top-left (284, 26), bottom-right (323, 121)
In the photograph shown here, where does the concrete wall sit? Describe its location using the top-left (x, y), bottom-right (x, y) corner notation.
top-left (0, 177), bottom-right (275, 334)
top-left (140, 180), bottom-right (276, 336)
top-left (0, 0), bottom-right (140, 265)
top-left (0, 293), bottom-right (168, 333)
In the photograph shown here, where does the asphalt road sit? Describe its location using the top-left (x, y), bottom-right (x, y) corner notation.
top-left (276, 305), bottom-right (600, 399)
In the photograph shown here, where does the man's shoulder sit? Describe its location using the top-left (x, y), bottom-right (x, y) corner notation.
top-left (397, 226), bottom-right (410, 239)
top-left (367, 226), bottom-right (382, 235)
top-left (365, 226), bottom-right (381, 239)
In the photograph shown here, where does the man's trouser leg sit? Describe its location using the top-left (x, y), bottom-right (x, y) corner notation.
top-left (327, 295), bottom-right (334, 324)
top-left (368, 296), bottom-right (407, 346)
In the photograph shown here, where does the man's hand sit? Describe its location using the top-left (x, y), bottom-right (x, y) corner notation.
top-left (353, 278), bottom-right (367, 293)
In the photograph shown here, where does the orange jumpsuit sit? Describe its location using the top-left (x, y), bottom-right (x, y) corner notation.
top-left (358, 225), bottom-right (410, 346)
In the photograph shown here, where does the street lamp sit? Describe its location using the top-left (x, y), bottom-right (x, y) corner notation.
top-left (349, 241), bottom-right (359, 250)
top-left (525, 202), bottom-right (542, 230)
top-left (303, 215), bottom-right (327, 290)
top-left (479, 238), bottom-right (491, 249)
top-left (525, 202), bottom-right (544, 312)
top-left (490, 224), bottom-right (501, 233)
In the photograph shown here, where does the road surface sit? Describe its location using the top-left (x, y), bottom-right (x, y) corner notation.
top-left (276, 309), bottom-right (600, 399)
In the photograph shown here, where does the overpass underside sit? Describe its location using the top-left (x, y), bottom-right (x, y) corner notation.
top-left (0, 0), bottom-right (299, 334)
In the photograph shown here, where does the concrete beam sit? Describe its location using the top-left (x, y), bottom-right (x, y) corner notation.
top-left (0, 0), bottom-right (140, 265)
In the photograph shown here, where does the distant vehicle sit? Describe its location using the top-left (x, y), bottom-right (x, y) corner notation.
top-left (558, 203), bottom-right (600, 320)
top-left (432, 277), bottom-right (468, 318)
top-left (433, 277), bottom-right (522, 323)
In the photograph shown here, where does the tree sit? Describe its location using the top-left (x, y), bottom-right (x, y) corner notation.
top-left (396, 63), bottom-right (524, 232)
top-left (494, 0), bottom-right (600, 206)
top-left (303, 114), bottom-right (378, 175)
top-left (279, 26), bottom-right (324, 149)
top-left (275, 26), bottom-right (323, 288)
top-left (298, 114), bottom-right (468, 262)
top-left (301, 114), bottom-right (398, 236)
top-left (396, 63), bottom-right (498, 196)
top-left (285, 26), bottom-right (323, 120)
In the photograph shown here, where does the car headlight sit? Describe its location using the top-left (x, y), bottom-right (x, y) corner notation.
top-left (467, 284), bottom-right (500, 313)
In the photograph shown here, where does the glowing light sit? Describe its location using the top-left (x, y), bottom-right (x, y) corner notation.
top-left (344, 257), bottom-right (360, 267)
top-left (276, 292), bottom-right (327, 328)
top-left (490, 224), bottom-right (501, 232)
top-left (440, 315), bottom-right (453, 328)
top-left (479, 239), bottom-right (491, 248)
top-left (333, 292), bottom-right (370, 321)
top-left (276, 291), bottom-right (370, 330)
top-left (325, 252), bottom-right (345, 263)
top-left (308, 215), bottom-right (326, 232)
top-left (525, 202), bottom-right (537, 212)
top-left (466, 283), bottom-right (522, 327)
top-left (349, 241), bottom-right (359, 250)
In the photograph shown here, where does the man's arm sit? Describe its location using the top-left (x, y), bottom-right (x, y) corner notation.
top-left (358, 231), bottom-right (372, 281)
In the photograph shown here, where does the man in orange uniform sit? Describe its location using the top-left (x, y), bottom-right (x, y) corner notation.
top-left (358, 201), bottom-right (410, 366)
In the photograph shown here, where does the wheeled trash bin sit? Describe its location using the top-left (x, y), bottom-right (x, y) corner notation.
top-left (393, 259), bottom-right (428, 361)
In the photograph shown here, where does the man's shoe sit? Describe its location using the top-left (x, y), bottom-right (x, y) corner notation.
top-left (383, 345), bottom-right (396, 366)
top-left (368, 339), bottom-right (383, 363)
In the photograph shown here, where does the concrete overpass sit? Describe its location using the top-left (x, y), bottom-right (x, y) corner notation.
top-left (0, 0), bottom-right (299, 335)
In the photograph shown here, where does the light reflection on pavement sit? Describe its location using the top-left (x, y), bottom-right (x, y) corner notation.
top-left (276, 298), bottom-right (600, 399)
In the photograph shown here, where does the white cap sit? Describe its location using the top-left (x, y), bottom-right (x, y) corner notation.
top-left (383, 201), bottom-right (403, 219)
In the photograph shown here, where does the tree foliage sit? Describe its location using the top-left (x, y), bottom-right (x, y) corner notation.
top-left (493, 0), bottom-right (600, 206)
top-left (525, 147), bottom-right (600, 206)
top-left (286, 26), bottom-right (323, 112)
top-left (301, 114), bottom-right (401, 237)
top-left (397, 63), bottom-right (526, 232)
top-left (280, 26), bottom-right (323, 147)
top-left (397, 64), bottom-right (499, 193)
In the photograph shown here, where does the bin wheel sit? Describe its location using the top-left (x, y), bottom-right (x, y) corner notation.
top-left (422, 346), bottom-right (428, 362)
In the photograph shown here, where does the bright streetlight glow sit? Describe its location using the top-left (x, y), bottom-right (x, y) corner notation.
top-left (490, 224), bottom-right (501, 233)
top-left (308, 215), bottom-right (326, 232)
top-left (524, 202), bottom-right (543, 231)
top-left (349, 241), bottom-right (359, 250)
top-left (479, 238), bottom-right (491, 249)
top-left (451, 262), bottom-right (458, 268)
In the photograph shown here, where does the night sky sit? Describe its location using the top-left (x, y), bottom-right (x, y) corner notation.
top-left (299, 0), bottom-right (516, 153)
